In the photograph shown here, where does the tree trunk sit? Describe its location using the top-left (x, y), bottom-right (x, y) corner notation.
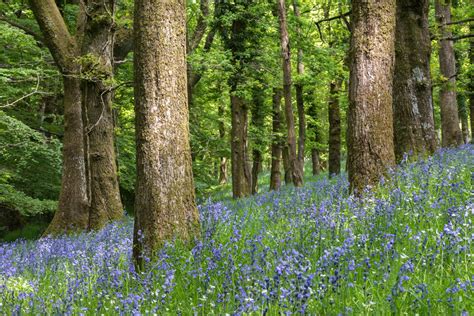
top-left (347, 0), bottom-right (396, 193)
top-left (218, 103), bottom-right (228, 185)
top-left (270, 88), bottom-right (283, 191)
top-left (393, 0), bottom-right (438, 161)
top-left (230, 95), bottom-right (252, 197)
top-left (435, 0), bottom-right (462, 147)
top-left (307, 89), bottom-right (321, 175)
top-left (278, 0), bottom-right (303, 187)
top-left (81, 0), bottom-right (123, 230)
top-left (45, 76), bottom-right (89, 234)
top-left (29, 0), bottom-right (89, 235)
top-left (282, 144), bottom-right (292, 184)
top-left (459, 94), bottom-right (469, 143)
top-left (251, 87), bottom-right (265, 194)
top-left (293, 0), bottom-right (305, 172)
top-left (470, 23), bottom-right (474, 143)
top-left (328, 80), bottom-right (341, 176)
top-left (133, 0), bottom-right (200, 268)
top-left (219, 2), bottom-right (253, 198)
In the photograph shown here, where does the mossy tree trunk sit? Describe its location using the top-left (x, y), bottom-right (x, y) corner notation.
top-left (278, 0), bottom-right (303, 187)
top-left (393, 0), bottom-right (438, 161)
top-left (347, 0), bottom-right (396, 193)
top-left (270, 88), bottom-right (283, 191)
top-left (435, 0), bottom-right (463, 147)
top-left (29, 0), bottom-right (89, 234)
top-left (133, 0), bottom-right (200, 268)
top-left (328, 80), bottom-right (341, 176)
top-left (81, 0), bottom-right (123, 230)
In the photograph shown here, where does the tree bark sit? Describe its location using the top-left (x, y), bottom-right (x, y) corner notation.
top-left (435, 0), bottom-right (463, 147)
top-left (270, 88), bottom-right (283, 191)
top-left (470, 23), bottom-right (474, 143)
top-left (251, 87), bottom-right (265, 194)
top-left (230, 95), bottom-right (252, 197)
top-left (219, 1), bottom-right (253, 198)
top-left (459, 94), bottom-right (469, 143)
top-left (307, 89), bottom-right (321, 175)
top-left (29, 0), bottom-right (89, 234)
top-left (81, 0), bottom-right (123, 230)
top-left (328, 80), bottom-right (341, 176)
top-left (218, 103), bottom-right (228, 185)
top-left (293, 0), bottom-right (305, 172)
top-left (347, 0), bottom-right (396, 193)
top-left (393, 0), bottom-right (438, 161)
top-left (278, 0), bottom-right (303, 187)
top-left (133, 0), bottom-right (200, 267)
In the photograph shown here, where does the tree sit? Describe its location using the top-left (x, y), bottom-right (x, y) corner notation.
top-left (81, 0), bottom-right (123, 229)
top-left (293, 0), bottom-right (306, 172)
top-left (270, 88), bottom-right (283, 190)
top-left (347, 0), bottom-right (396, 192)
top-left (470, 23), bottom-right (474, 142)
top-left (29, 0), bottom-right (124, 234)
top-left (217, 0), bottom-right (254, 198)
top-left (307, 90), bottom-right (321, 175)
top-left (392, 0), bottom-right (438, 161)
top-left (277, 0), bottom-right (303, 187)
top-left (328, 80), bottom-right (341, 175)
top-left (133, 0), bottom-right (200, 267)
top-left (435, 0), bottom-right (463, 147)
top-left (250, 85), bottom-right (265, 194)
top-left (29, 0), bottom-right (89, 234)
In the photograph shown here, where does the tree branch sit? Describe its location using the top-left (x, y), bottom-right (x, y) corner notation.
top-left (187, 0), bottom-right (211, 54)
top-left (0, 14), bottom-right (44, 44)
top-left (28, 0), bottom-right (78, 74)
top-left (432, 34), bottom-right (474, 41)
top-left (314, 11), bottom-right (351, 42)
top-left (446, 18), bottom-right (474, 26)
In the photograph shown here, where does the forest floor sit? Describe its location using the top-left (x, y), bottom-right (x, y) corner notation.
top-left (0, 145), bottom-right (473, 315)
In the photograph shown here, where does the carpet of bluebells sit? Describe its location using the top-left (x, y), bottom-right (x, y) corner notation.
top-left (1, 145), bottom-right (473, 315)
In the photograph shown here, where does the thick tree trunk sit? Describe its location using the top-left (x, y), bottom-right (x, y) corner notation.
top-left (393, 0), bottom-right (438, 161)
top-left (278, 0), bottom-right (303, 187)
top-left (270, 88), bottom-right (283, 191)
top-left (435, 0), bottom-right (462, 147)
top-left (293, 0), bottom-right (305, 172)
top-left (45, 77), bottom-right (89, 234)
top-left (81, 0), bottom-right (123, 230)
top-left (30, 0), bottom-right (89, 235)
top-left (230, 95), bottom-right (252, 197)
top-left (133, 0), bottom-right (200, 267)
top-left (307, 90), bottom-right (321, 176)
top-left (347, 0), bottom-right (396, 193)
top-left (328, 80), bottom-right (341, 176)
top-left (251, 87), bottom-right (265, 194)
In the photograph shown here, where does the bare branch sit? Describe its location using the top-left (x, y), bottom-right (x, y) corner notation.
top-left (446, 18), bottom-right (474, 26)
top-left (314, 11), bottom-right (351, 41)
top-left (0, 74), bottom-right (51, 108)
